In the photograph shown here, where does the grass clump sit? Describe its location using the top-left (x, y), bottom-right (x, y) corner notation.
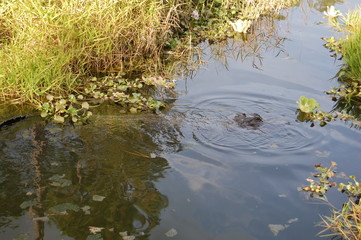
top-left (342, 29), bottom-right (361, 80)
top-left (0, 0), bottom-right (177, 102)
top-left (301, 162), bottom-right (361, 240)
top-left (300, 6), bottom-right (361, 128)
top-left (323, 6), bottom-right (361, 82)
top-left (319, 200), bottom-right (361, 240)
top-left (0, 0), bottom-right (301, 123)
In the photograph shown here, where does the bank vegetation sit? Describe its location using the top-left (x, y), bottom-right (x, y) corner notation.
top-left (0, 0), bottom-right (298, 122)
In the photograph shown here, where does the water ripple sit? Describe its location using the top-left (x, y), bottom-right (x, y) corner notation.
top-left (171, 90), bottom-right (323, 156)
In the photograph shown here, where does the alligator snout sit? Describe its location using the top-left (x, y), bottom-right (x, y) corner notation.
top-left (234, 113), bottom-right (263, 129)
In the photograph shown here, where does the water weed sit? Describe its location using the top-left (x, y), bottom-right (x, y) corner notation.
top-left (326, 6), bottom-right (361, 126)
top-left (298, 6), bottom-right (361, 128)
top-left (39, 76), bottom-right (173, 124)
top-left (301, 162), bottom-right (361, 239)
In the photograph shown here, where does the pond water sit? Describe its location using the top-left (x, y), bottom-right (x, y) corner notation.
top-left (1, 1), bottom-right (361, 240)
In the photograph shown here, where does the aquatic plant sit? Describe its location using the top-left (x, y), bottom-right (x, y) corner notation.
top-left (230, 19), bottom-right (253, 33)
top-left (296, 96), bottom-right (336, 127)
top-left (39, 76), bottom-right (172, 123)
top-left (300, 161), bottom-right (337, 201)
top-left (323, 6), bottom-right (361, 126)
top-left (301, 162), bottom-right (361, 239)
top-left (297, 6), bottom-right (361, 128)
top-left (40, 94), bottom-right (92, 124)
top-left (322, 6), bottom-right (361, 80)
top-left (297, 96), bottom-right (320, 113)
top-left (324, 5), bottom-right (342, 18)
top-left (0, 0), bottom-right (301, 123)
top-left (319, 201), bottom-right (361, 240)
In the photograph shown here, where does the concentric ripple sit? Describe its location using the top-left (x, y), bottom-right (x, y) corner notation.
top-left (170, 90), bottom-right (324, 156)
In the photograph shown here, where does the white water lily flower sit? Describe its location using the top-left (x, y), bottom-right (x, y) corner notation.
top-left (323, 6), bottom-right (342, 18)
top-left (229, 19), bottom-right (252, 33)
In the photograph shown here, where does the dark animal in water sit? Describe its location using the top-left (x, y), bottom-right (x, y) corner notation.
top-left (233, 113), bottom-right (263, 129)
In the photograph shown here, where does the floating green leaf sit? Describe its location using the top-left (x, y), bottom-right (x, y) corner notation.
top-left (129, 108), bottom-right (137, 114)
top-left (53, 114), bottom-right (65, 123)
top-left (40, 111), bottom-right (48, 118)
top-left (67, 107), bottom-right (78, 116)
top-left (297, 96), bottom-right (320, 113)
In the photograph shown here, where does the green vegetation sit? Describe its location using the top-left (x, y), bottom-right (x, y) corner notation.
top-left (0, 0), bottom-right (299, 123)
top-left (297, 6), bottom-right (361, 128)
top-left (296, 96), bottom-right (354, 127)
top-left (39, 76), bottom-right (172, 123)
top-left (324, 6), bottom-right (361, 117)
top-left (301, 162), bottom-right (361, 239)
top-left (0, 0), bottom-right (177, 103)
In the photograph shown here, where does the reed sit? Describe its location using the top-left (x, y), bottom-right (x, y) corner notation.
top-left (343, 31), bottom-right (361, 81)
top-left (0, 0), bottom-right (179, 102)
top-left (0, 0), bottom-right (299, 104)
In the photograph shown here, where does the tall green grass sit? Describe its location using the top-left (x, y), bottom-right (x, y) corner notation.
top-left (342, 8), bottom-right (361, 81)
top-left (0, 0), bottom-right (179, 102)
top-left (0, 0), bottom-right (299, 104)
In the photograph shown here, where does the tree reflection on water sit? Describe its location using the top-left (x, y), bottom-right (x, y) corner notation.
top-left (0, 112), bottom-right (175, 239)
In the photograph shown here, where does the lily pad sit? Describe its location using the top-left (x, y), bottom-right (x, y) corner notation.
top-left (297, 96), bottom-right (320, 113)
top-left (53, 115), bottom-right (65, 124)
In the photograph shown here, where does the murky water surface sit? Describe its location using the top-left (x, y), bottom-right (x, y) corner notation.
top-left (1, 1), bottom-right (361, 239)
